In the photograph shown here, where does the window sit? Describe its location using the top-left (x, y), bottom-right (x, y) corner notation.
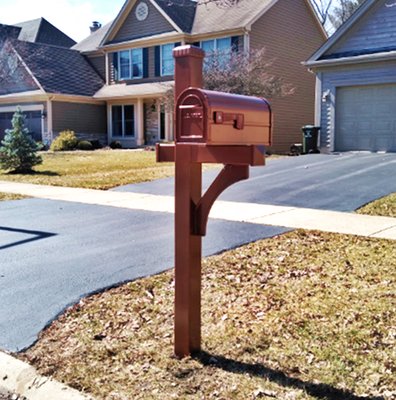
top-left (200, 37), bottom-right (233, 67)
top-left (161, 43), bottom-right (175, 76)
top-left (112, 105), bottom-right (135, 137)
top-left (118, 48), bottom-right (143, 80)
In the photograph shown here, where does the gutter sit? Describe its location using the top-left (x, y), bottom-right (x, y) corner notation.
top-left (304, 50), bottom-right (396, 68)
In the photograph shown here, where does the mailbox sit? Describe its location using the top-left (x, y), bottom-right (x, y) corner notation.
top-left (176, 88), bottom-right (272, 145)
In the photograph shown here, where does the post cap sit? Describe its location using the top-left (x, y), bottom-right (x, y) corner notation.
top-left (173, 45), bottom-right (205, 59)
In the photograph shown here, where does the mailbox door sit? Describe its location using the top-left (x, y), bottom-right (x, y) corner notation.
top-left (176, 92), bottom-right (207, 143)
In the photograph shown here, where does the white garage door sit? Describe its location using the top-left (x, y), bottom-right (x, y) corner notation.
top-left (335, 85), bottom-right (396, 152)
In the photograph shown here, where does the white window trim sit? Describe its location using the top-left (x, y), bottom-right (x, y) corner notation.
top-left (111, 104), bottom-right (136, 138)
top-left (118, 48), bottom-right (143, 81)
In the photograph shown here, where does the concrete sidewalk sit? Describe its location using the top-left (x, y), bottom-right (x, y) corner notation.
top-left (0, 351), bottom-right (94, 400)
top-left (1, 181), bottom-right (396, 240)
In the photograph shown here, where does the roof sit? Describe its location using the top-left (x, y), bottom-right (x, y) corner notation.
top-left (74, 0), bottom-right (323, 52)
top-left (14, 18), bottom-right (76, 48)
top-left (72, 21), bottom-right (113, 52)
top-left (10, 39), bottom-right (104, 96)
top-left (94, 81), bottom-right (173, 99)
top-left (155, 0), bottom-right (197, 33)
top-left (0, 24), bottom-right (21, 42)
top-left (191, 0), bottom-right (275, 35)
top-left (305, 0), bottom-right (375, 66)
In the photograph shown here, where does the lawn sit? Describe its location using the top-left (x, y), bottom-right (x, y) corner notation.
top-left (0, 192), bottom-right (26, 201)
top-left (21, 202), bottom-right (396, 399)
top-left (0, 150), bottom-right (175, 190)
top-left (357, 193), bottom-right (396, 218)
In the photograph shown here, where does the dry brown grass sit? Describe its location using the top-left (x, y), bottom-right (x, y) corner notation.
top-left (357, 193), bottom-right (396, 218)
top-left (22, 231), bottom-right (396, 400)
top-left (0, 192), bottom-right (26, 201)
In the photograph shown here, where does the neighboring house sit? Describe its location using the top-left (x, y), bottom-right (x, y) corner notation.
top-left (0, 19), bottom-right (106, 144)
top-left (1, 0), bottom-right (326, 152)
top-left (305, 0), bottom-right (396, 153)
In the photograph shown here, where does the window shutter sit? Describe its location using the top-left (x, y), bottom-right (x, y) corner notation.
top-left (143, 48), bottom-right (149, 78)
top-left (113, 52), bottom-right (119, 81)
top-left (231, 36), bottom-right (240, 52)
top-left (155, 46), bottom-right (161, 77)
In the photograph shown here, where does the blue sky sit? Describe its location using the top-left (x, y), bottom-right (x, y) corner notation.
top-left (0, 0), bottom-right (127, 42)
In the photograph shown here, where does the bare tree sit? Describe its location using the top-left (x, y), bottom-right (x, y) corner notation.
top-left (328, 0), bottom-right (365, 29)
top-left (310, 0), bottom-right (335, 26)
top-left (161, 47), bottom-right (294, 111)
top-left (203, 48), bottom-right (294, 98)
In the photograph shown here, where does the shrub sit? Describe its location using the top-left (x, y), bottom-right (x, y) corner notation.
top-left (110, 140), bottom-right (122, 149)
top-left (90, 140), bottom-right (102, 149)
top-left (50, 130), bottom-right (78, 151)
top-left (77, 140), bottom-right (94, 151)
top-left (0, 108), bottom-right (42, 173)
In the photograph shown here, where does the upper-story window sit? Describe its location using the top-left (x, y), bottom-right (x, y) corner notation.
top-left (118, 48), bottom-right (143, 80)
top-left (200, 37), bottom-right (236, 67)
top-left (201, 37), bottom-right (232, 53)
top-left (161, 43), bottom-right (175, 76)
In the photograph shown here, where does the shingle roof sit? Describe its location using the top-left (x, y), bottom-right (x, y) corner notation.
top-left (11, 40), bottom-right (104, 96)
top-left (14, 18), bottom-right (76, 48)
top-left (155, 0), bottom-right (197, 33)
top-left (192, 0), bottom-right (274, 35)
top-left (0, 24), bottom-right (21, 42)
top-left (72, 21), bottom-right (113, 52)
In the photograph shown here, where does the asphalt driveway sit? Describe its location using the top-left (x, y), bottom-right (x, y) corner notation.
top-left (1, 152), bottom-right (395, 352)
top-left (116, 152), bottom-right (396, 211)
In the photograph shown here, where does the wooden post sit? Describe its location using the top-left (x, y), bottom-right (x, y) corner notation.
top-left (173, 46), bottom-right (205, 358)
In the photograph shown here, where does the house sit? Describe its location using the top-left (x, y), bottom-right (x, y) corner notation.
top-left (0, 19), bottom-right (106, 144)
top-left (305, 0), bottom-right (396, 153)
top-left (1, 0), bottom-right (326, 152)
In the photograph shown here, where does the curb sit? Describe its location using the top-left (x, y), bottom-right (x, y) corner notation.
top-left (0, 352), bottom-right (94, 400)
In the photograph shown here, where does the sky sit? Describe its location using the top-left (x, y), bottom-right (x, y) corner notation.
top-left (0, 0), bottom-right (127, 42)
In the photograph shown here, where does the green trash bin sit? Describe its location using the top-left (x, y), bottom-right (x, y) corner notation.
top-left (302, 125), bottom-right (320, 154)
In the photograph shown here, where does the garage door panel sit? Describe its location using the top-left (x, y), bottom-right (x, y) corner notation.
top-left (336, 85), bottom-right (396, 152)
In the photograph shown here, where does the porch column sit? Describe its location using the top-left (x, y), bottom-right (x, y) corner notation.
top-left (136, 98), bottom-right (144, 146)
top-left (46, 99), bottom-right (53, 142)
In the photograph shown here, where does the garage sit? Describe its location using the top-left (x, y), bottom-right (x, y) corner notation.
top-left (0, 110), bottom-right (42, 142)
top-left (335, 85), bottom-right (396, 152)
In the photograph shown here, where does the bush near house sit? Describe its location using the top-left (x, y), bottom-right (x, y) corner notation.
top-left (0, 109), bottom-right (42, 173)
top-left (50, 130), bottom-right (78, 151)
top-left (77, 141), bottom-right (94, 151)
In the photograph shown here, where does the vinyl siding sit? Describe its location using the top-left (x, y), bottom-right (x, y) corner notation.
top-left (111, 1), bottom-right (176, 44)
top-left (87, 55), bottom-right (106, 80)
top-left (250, 0), bottom-right (325, 152)
top-left (318, 61), bottom-right (396, 151)
top-left (52, 102), bottom-right (107, 138)
top-left (326, 0), bottom-right (396, 57)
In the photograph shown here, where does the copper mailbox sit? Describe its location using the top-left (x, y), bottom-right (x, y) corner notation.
top-left (176, 88), bottom-right (272, 145)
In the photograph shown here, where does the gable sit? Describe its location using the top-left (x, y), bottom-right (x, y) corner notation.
top-left (0, 41), bottom-right (39, 96)
top-left (107, 1), bottom-right (176, 45)
top-left (323, 0), bottom-right (396, 59)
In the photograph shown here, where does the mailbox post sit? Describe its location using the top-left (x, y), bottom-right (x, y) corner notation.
top-left (156, 45), bottom-right (271, 358)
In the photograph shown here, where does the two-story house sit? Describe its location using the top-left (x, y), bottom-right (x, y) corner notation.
top-left (1, 0), bottom-right (326, 152)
